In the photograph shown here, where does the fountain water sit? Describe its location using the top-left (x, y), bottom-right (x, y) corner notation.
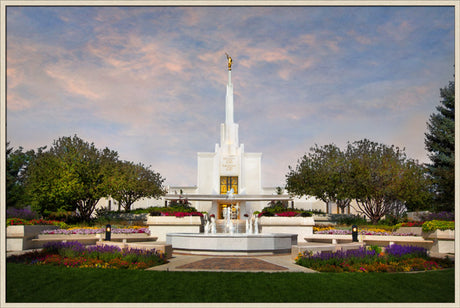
top-left (166, 212), bottom-right (297, 255)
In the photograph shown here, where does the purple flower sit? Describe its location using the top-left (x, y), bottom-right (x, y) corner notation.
top-left (7, 207), bottom-right (38, 220)
top-left (385, 244), bottom-right (427, 258)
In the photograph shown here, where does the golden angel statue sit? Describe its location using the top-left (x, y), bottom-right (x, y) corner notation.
top-left (225, 52), bottom-right (232, 71)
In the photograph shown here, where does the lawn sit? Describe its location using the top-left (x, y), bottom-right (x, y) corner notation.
top-left (6, 263), bottom-right (455, 303)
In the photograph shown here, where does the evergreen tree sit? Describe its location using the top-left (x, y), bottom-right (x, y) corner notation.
top-left (424, 81), bottom-right (455, 211)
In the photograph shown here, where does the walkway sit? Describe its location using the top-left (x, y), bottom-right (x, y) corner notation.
top-left (147, 253), bottom-right (317, 273)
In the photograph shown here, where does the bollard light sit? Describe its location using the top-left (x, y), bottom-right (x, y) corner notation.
top-left (352, 225), bottom-right (358, 242)
top-left (105, 224), bottom-right (111, 241)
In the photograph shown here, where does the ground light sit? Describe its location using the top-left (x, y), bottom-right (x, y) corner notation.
top-left (105, 224), bottom-right (111, 241)
top-left (352, 225), bottom-right (358, 242)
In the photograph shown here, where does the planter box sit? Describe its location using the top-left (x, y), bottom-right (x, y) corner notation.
top-left (33, 234), bottom-right (100, 246)
top-left (146, 216), bottom-right (203, 241)
top-left (7, 225), bottom-right (58, 251)
top-left (397, 227), bottom-right (423, 236)
top-left (422, 229), bottom-right (455, 254)
top-left (305, 234), bottom-right (434, 250)
top-left (259, 216), bottom-right (315, 243)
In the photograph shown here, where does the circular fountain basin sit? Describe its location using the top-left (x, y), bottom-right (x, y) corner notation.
top-left (166, 233), bottom-right (298, 255)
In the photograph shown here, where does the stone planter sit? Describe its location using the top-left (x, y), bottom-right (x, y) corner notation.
top-left (397, 227), bottom-right (423, 236)
top-left (7, 225), bottom-right (58, 251)
top-left (422, 229), bottom-right (455, 254)
top-left (34, 234), bottom-right (100, 246)
top-left (259, 216), bottom-right (315, 243)
top-left (146, 216), bottom-right (203, 242)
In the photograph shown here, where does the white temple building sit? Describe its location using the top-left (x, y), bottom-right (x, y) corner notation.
top-left (100, 56), bottom-right (354, 217)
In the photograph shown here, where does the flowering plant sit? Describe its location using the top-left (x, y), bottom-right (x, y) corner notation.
top-left (41, 226), bottom-right (150, 235)
top-left (295, 244), bottom-right (451, 272)
top-left (314, 228), bottom-right (417, 236)
top-left (422, 220), bottom-right (455, 232)
top-left (7, 218), bottom-right (68, 228)
top-left (161, 212), bottom-right (203, 217)
top-left (275, 211), bottom-right (299, 217)
top-left (7, 207), bottom-right (38, 220)
top-left (399, 221), bottom-right (425, 227)
top-left (7, 241), bottom-right (167, 270)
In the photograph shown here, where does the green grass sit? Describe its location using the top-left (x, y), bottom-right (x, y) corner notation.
top-left (6, 263), bottom-right (455, 303)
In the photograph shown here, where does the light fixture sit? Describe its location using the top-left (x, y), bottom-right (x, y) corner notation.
top-left (105, 224), bottom-right (111, 241)
top-left (352, 225), bottom-right (358, 242)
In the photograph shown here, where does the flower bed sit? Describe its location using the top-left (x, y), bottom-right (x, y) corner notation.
top-left (422, 220), bottom-right (455, 232)
top-left (7, 218), bottom-right (68, 228)
top-left (6, 241), bottom-right (167, 270)
top-left (398, 221), bottom-right (425, 227)
top-left (314, 228), bottom-right (417, 236)
top-left (258, 211), bottom-right (312, 217)
top-left (40, 226), bottom-right (150, 235)
top-left (295, 244), bottom-right (453, 272)
top-left (160, 212), bottom-right (203, 217)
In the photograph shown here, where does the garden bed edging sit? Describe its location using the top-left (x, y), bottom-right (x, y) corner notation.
top-left (259, 216), bottom-right (315, 243)
top-left (7, 225), bottom-right (58, 251)
top-left (146, 216), bottom-right (203, 241)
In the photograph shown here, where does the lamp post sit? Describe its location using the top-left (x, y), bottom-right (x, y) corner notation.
top-left (105, 224), bottom-right (111, 241)
top-left (352, 225), bottom-right (358, 242)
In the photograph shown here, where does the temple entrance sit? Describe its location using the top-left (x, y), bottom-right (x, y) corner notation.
top-left (218, 176), bottom-right (239, 219)
top-left (217, 203), bottom-right (240, 219)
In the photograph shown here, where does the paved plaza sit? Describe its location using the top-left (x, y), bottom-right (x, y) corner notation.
top-left (147, 253), bottom-right (316, 273)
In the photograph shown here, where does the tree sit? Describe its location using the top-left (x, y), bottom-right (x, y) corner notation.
top-left (24, 135), bottom-right (118, 220)
top-left (424, 81), bottom-right (455, 212)
top-left (286, 144), bottom-right (352, 214)
top-left (347, 139), bottom-right (430, 224)
top-left (106, 160), bottom-right (166, 211)
top-left (6, 142), bottom-right (46, 209)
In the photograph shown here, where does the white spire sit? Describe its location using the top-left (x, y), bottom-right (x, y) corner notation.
top-left (220, 56), bottom-right (239, 154)
top-left (225, 70), bottom-right (234, 124)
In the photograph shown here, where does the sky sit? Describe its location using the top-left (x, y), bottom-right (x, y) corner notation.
top-left (4, 3), bottom-right (456, 188)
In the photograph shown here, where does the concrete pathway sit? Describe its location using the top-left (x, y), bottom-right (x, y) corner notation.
top-left (147, 253), bottom-right (317, 273)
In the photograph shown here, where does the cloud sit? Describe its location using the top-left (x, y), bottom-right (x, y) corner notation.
top-left (5, 6), bottom-right (454, 187)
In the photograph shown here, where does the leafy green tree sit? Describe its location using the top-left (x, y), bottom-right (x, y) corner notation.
top-left (106, 160), bottom-right (166, 211)
top-left (5, 142), bottom-right (46, 209)
top-left (346, 139), bottom-right (431, 224)
top-left (286, 144), bottom-right (352, 213)
top-left (424, 81), bottom-right (455, 212)
top-left (24, 135), bottom-right (118, 220)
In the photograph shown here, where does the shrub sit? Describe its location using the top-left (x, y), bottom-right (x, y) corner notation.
top-left (422, 220), bottom-right (455, 232)
top-left (331, 214), bottom-right (367, 226)
top-left (6, 207), bottom-right (39, 220)
top-left (45, 209), bottom-right (80, 225)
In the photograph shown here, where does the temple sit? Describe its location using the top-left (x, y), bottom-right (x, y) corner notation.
top-left (164, 55), bottom-right (293, 219)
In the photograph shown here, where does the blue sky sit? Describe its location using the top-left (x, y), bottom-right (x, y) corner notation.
top-left (5, 4), bottom-right (456, 187)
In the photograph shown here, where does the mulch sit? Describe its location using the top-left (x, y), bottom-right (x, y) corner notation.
top-left (175, 257), bottom-right (288, 271)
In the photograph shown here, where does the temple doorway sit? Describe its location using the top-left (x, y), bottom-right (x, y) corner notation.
top-left (217, 203), bottom-right (240, 219)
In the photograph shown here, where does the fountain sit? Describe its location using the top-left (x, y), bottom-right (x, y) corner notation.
top-left (166, 211), bottom-right (297, 255)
